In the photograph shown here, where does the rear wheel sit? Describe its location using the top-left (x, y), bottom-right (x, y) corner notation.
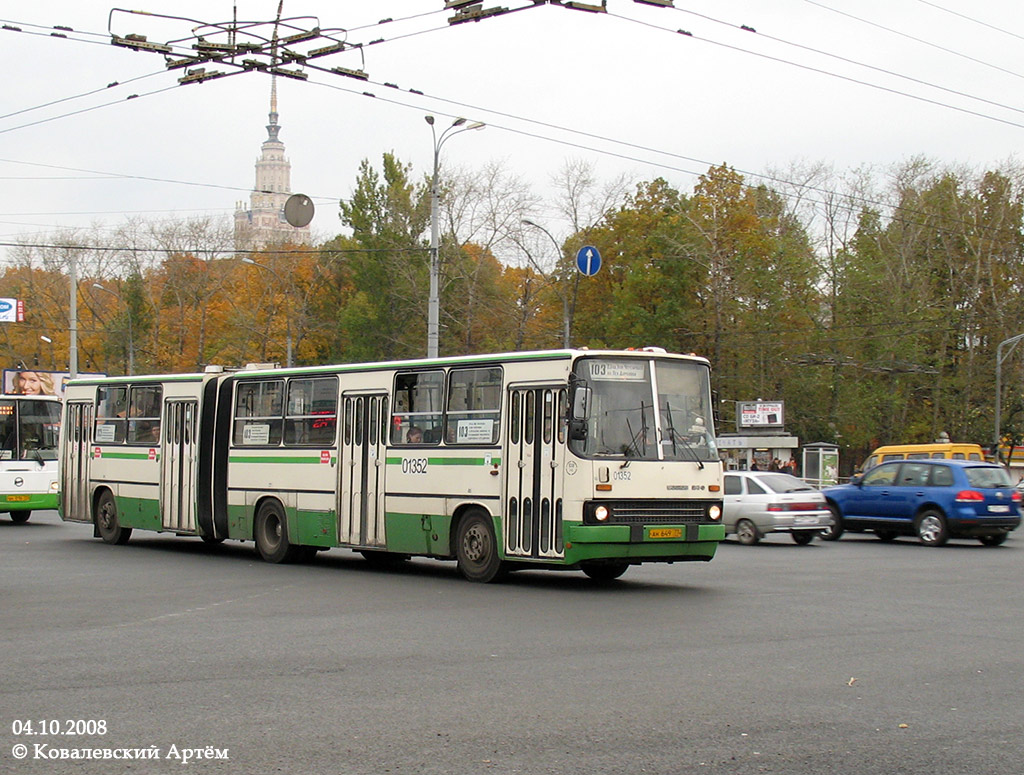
top-left (581, 560), bottom-right (629, 582)
top-left (820, 506), bottom-right (844, 541)
top-left (979, 533), bottom-right (1008, 547)
top-left (791, 531), bottom-right (815, 545)
top-left (9, 510), bottom-right (30, 524)
top-left (95, 491), bottom-right (132, 545)
top-left (254, 500), bottom-right (299, 563)
top-left (916, 510), bottom-right (949, 547)
top-left (735, 519), bottom-right (760, 545)
top-left (456, 510), bottom-right (506, 583)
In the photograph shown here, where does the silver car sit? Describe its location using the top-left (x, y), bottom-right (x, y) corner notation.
top-left (724, 471), bottom-right (833, 545)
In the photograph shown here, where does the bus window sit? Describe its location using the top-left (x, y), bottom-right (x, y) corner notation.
top-left (285, 377), bottom-right (338, 446)
top-left (96, 386), bottom-right (128, 444)
top-left (233, 380), bottom-right (283, 446)
top-left (445, 367), bottom-right (501, 445)
top-left (392, 371), bottom-right (443, 445)
top-left (127, 385), bottom-right (162, 444)
top-left (0, 401), bottom-right (15, 459)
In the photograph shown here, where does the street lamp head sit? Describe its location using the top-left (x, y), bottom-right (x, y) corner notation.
top-left (467, 121), bottom-right (485, 131)
top-left (451, 117), bottom-right (467, 127)
top-left (424, 114), bottom-right (435, 126)
top-left (40, 335), bottom-right (52, 344)
top-left (242, 257), bottom-right (256, 266)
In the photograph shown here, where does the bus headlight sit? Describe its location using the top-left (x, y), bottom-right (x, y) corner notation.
top-left (594, 505), bottom-right (610, 522)
top-left (50, 481), bottom-right (59, 491)
top-left (708, 505), bottom-right (721, 521)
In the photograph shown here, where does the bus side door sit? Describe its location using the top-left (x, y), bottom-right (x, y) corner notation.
top-left (61, 401), bottom-right (93, 522)
top-left (338, 393), bottom-right (387, 548)
top-left (504, 386), bottom-right (565, 560)
top-left (161, 400), bottom-right (198, 533)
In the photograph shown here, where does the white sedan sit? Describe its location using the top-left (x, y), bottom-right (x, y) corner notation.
top-left (723, 471), bottom-right (833, 545)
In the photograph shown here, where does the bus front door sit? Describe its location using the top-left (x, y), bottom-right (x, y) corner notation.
top-left (504, 387), bottom-right (565, 560)
top-left (160, 400), bottom-right (198, 533)
top-left (338, 393), bottom-right (387, 548)
top-left (61, 401), bottom-right (93, 521)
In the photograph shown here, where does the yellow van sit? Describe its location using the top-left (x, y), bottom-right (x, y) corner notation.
top-left (861, 443), bottom-right (985, 471)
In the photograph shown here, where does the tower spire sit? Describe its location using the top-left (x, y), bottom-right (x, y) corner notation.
top-left (266, 75), bottom-right (280, 142)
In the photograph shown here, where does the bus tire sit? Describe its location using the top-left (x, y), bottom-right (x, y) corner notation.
top-left (9, 510), bottom-right (30, 524)
top-left (96, 491), bottom-right (132, 545)
top-left (254, 500), bottom-right (299, 563)
top-left (581, 560), bottom-right (629, 582)
top-left (456, 510), bottom-right (507, 583)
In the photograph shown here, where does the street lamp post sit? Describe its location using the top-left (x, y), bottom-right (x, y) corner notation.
top-left (994, 332), bottom-right (1024, 459)
top-left (425, 115), bottom-right (484, 359)
top-left (522, 218), bottom-right (575, 348)
top-left (92, 283), bottom-right (134, 375)
top-left (242, 257), bottom-right (293, 367)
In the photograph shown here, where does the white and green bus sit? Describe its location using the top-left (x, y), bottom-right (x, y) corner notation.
top-left (59, 348), bottom-right (725, 582)
top-left (0, 394), bottom-right (61, 523)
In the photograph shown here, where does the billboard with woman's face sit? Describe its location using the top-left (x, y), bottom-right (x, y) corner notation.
top-left (2, 369), bottom-right (105, 400)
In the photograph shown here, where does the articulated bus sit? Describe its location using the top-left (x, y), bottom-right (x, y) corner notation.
top-left (59, 348), bottom-right (725, 582)
top-left (0, 395), bottom-right (61, 523)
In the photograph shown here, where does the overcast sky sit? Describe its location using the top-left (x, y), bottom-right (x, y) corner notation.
top-left (1, 0), bottom-right (1022, 254)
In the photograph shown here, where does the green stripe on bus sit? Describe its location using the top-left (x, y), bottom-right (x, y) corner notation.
top-left (385, 457), bottom-right (501, 466)
top-left (228, 455), bottom-right (336, 464)
top-left (99, 451), bottom-right (158, 460)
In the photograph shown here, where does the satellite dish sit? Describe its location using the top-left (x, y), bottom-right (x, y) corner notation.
top-left (283, 193), bottom-right (314, 228)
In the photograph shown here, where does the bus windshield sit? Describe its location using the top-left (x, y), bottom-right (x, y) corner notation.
top-left (0, 399), bottom-right (61, 462)
top-left (570, 357), bottom-right (718, 462)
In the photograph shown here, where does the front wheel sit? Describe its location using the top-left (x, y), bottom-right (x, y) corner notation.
top-left (9, 510), bottom-right (30, 524)
top-left (979, 533), bottom-right (1008, 547)
top-left (581, 560), bottom-right (629, 582)
top-left (820, 506), bottom-right (844, 541)
top-left (456, 511), bottom-right (506, 583)
top-left (254, 500), bottom-right (299, 563)
top-left (791, 531), bottom-right (815, 545)
top-left (95, 491), bottom-right (132, 545)
top-left (916, 510), bottom-right (949, 547)
top-left (735, 519), bottom-right (760, 545)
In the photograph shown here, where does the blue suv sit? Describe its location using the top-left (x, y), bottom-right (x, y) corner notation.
top-left (822, 460), bottom-right (1021, 546)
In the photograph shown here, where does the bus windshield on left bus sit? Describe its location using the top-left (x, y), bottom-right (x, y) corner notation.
top-left (0, 395), bottom-right (61, 523)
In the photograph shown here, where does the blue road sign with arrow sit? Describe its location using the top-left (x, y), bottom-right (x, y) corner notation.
top-left (575, 245), bottom-right (601, 276)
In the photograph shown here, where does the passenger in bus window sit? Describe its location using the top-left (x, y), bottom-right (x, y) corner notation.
top-left (406, 426), bottom-right (423, 444)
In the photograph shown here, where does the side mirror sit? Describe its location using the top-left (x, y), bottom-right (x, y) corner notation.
top-left (849, 473), bottom-right (864, 485)
top-left (569, 382), bottom-right (591, 441)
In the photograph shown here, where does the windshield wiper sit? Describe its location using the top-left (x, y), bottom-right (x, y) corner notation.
top-left (663, 401), bottom-right (704, 470)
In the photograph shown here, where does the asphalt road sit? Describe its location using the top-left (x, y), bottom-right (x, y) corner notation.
top-left (2, 511), bottom-right (1021, 775)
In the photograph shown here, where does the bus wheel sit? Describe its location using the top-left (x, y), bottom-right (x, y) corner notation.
top-left (96, 491), bottom-right (132, 545)
top-left (9, 510), bottom-right (30, 524)
top-left (581, 560), bottom-right (629, 582)
top-left (254, 500), bottom-right (299, 563)
top-left (456, 511), bottom-right (506, 583)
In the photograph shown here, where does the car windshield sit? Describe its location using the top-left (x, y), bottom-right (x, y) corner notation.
top-left (964, 466), bottom-right (1013, 488)
top-left (756, 473), bottom-right (815, 493)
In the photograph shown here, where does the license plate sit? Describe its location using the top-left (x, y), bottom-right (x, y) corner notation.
top-left (649, 528), bottom-right (682, 539)
top-left (6, 495), bottom-right (29, 502)
top-left (989, 505), bottom-right (1010, 513)
top-left (795, 516), bottom-right (820, 525)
